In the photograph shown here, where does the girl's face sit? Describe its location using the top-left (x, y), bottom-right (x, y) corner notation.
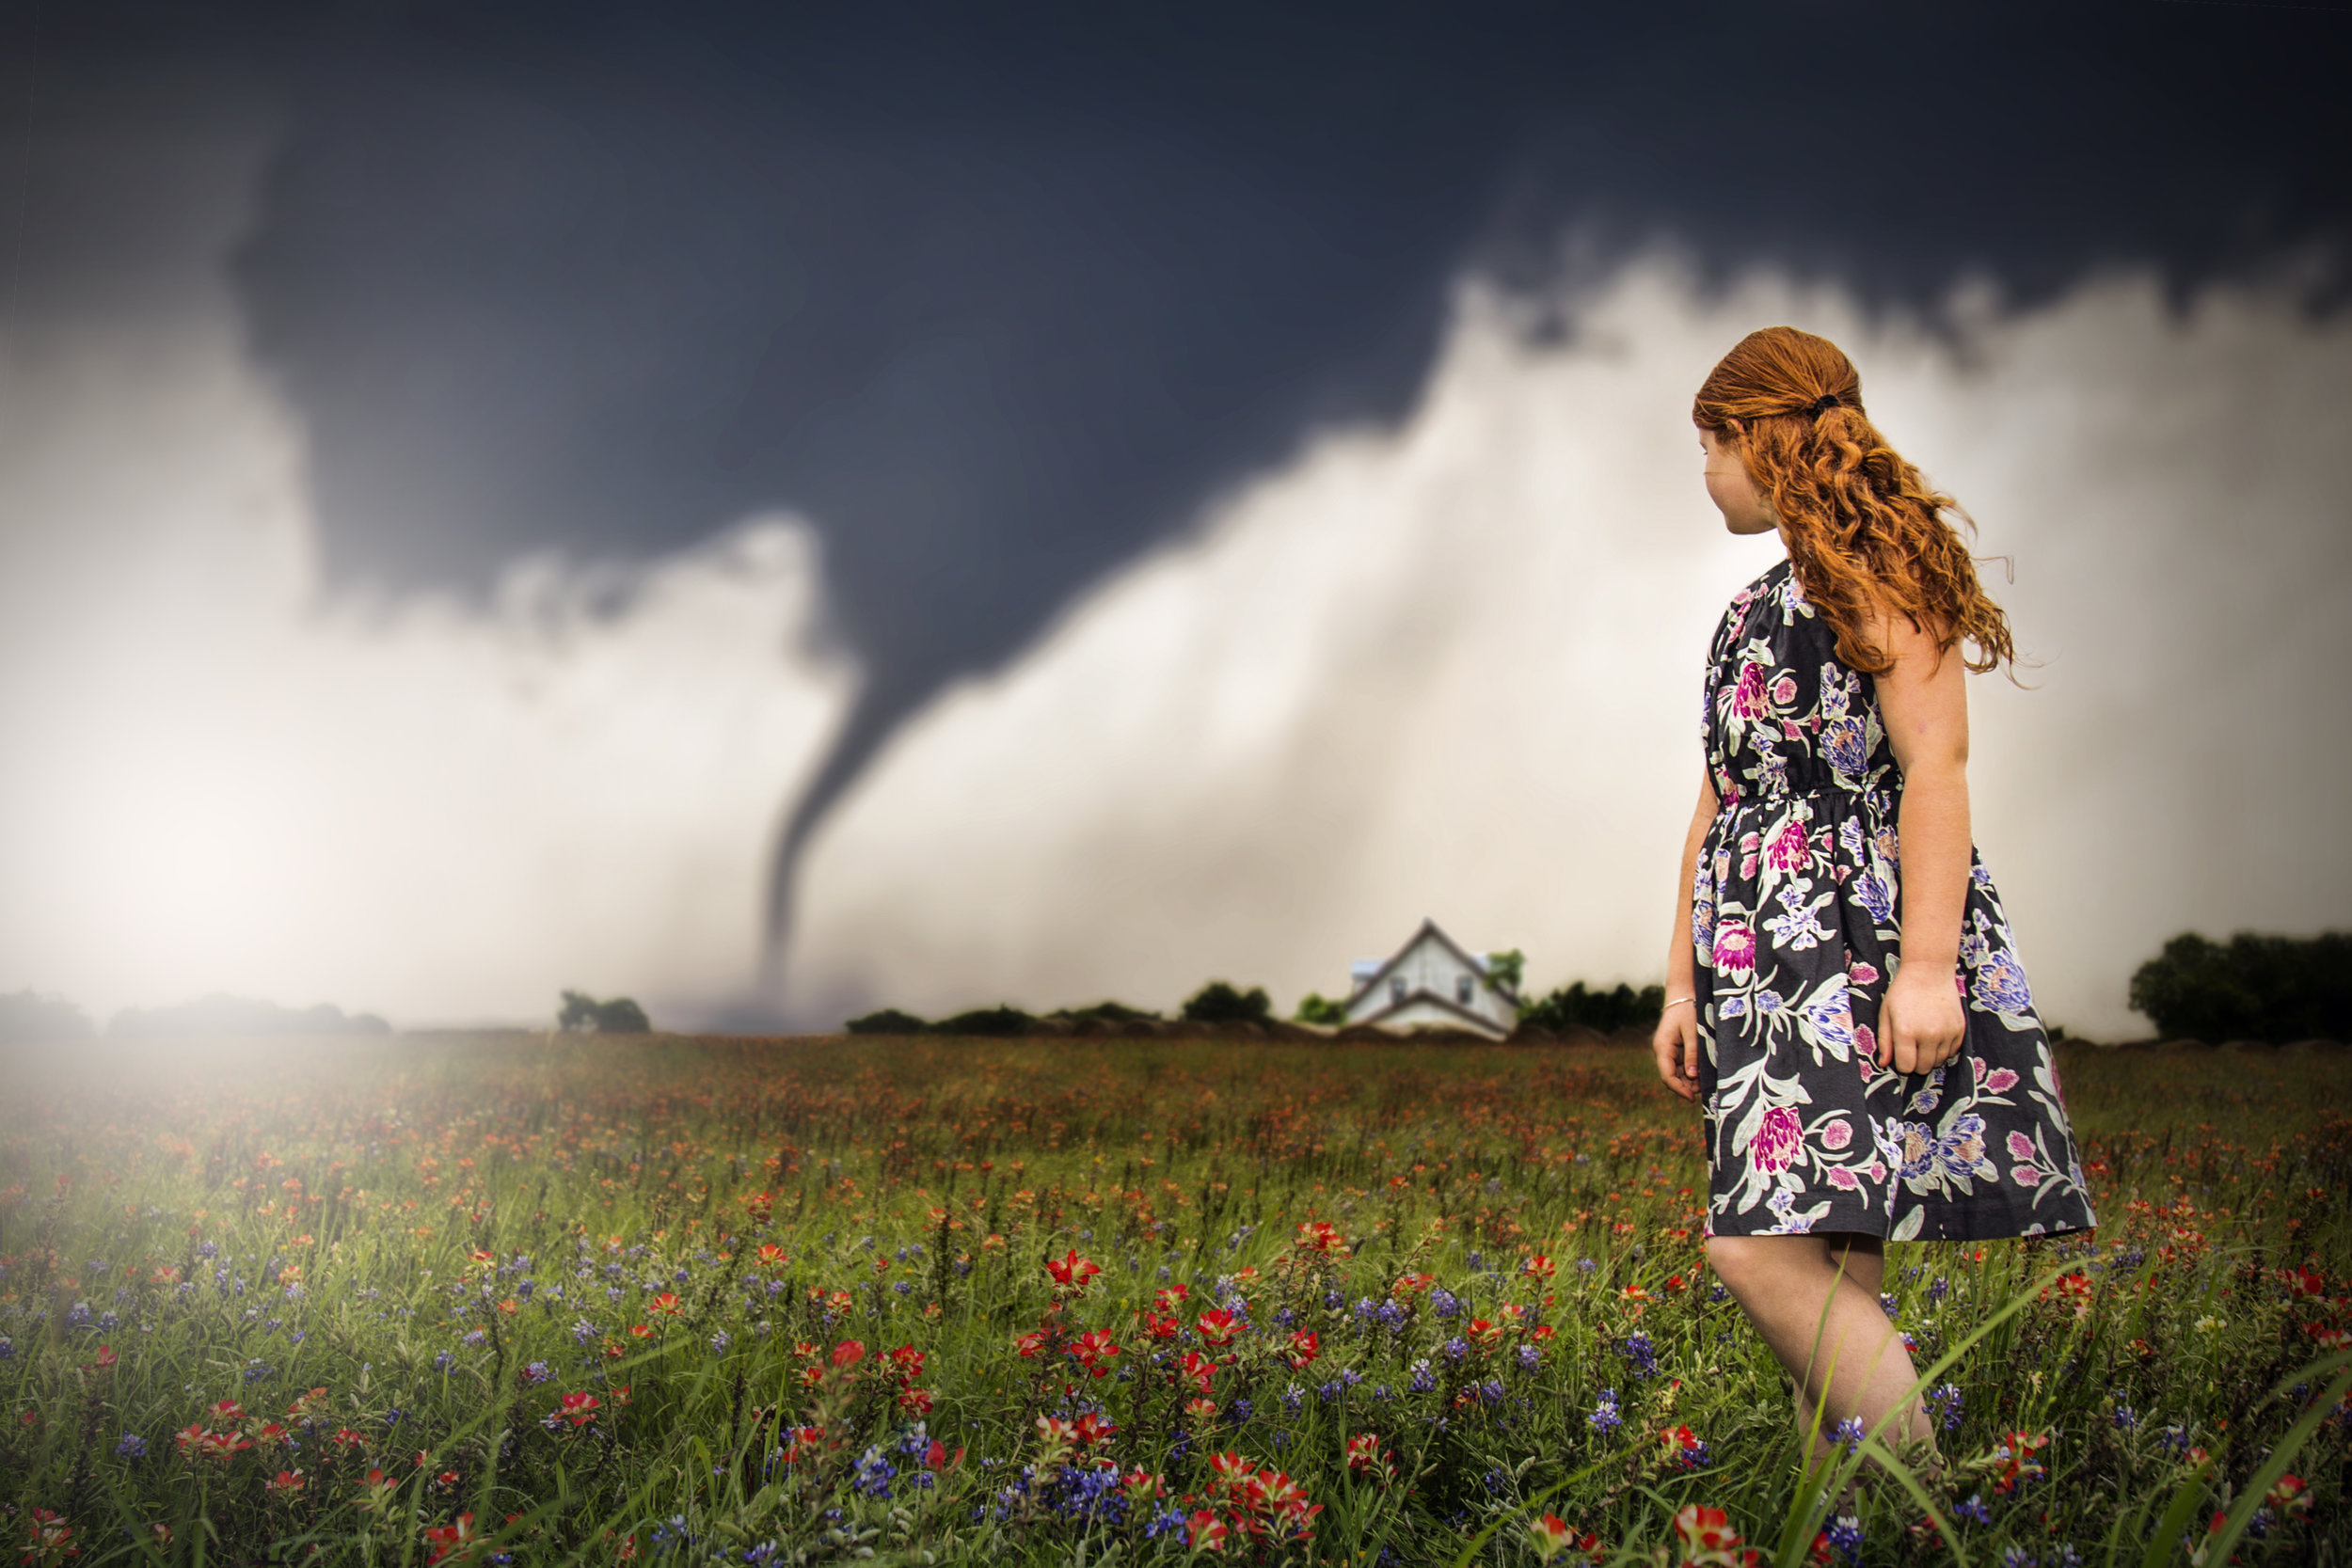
top-left (1700, 425), bottom-right (1778, 537)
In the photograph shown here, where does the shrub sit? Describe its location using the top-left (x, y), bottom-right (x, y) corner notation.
top-left (558, 990), bottom-right (651, 1035)
top-left (845, 1007), bottom-right (932, 1035)
top-left (1047, 1000), bottom-right (1163, 1025)
top-left (1183, 980), bottom-right (1271, 1025)
top-left (0, 990), bottom-right (93, 1043)
top-left (1518, 980), bottom-right (1664, 1035)
top-left (932, 1005), bottom-right (1036, 1037)
top-left (2128, 930), bottom-right (2350, 1042)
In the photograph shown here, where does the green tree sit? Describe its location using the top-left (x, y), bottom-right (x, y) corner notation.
top-left (2129, 930), bottom-right (2349, 1042)
top-left (1484, 949), bottom-right (1526, 994)
top-left (1183, 980), bottom-right (1272, 1024)
top-left (1518, 979), bottom-right (1665, 1034)
top-left (558, 990), bottom-right (651, 1034)
top-left (1293, 991), bottom-right (1348, 1026)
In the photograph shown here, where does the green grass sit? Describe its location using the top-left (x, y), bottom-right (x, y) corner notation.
top-left (0, 1035), bottom-right (2344, 1565)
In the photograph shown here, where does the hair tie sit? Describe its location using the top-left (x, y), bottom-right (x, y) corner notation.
top-left (1805, 393), bottom-right (1841, 418)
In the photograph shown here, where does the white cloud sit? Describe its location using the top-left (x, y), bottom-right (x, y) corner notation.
top-left (783, 258), bottom-right (2352, 1038)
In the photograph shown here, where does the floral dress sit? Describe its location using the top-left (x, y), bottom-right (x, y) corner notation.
top-left (1692, 559), bottom-right (2097, 1241)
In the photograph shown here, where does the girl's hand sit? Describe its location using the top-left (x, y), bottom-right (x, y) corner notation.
top-left (1652, 999), bottom-right (1701, 1102)
top-left (1879, 961), bottom-right (1965, 1075)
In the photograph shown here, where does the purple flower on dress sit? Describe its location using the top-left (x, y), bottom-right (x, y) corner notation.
top-left (1711, 922), bottom-right (1756, 978)
top-left (1973, 952), bottom-right (2032, 1013)
top-left (1823, 717), bottom-right (1869, 777)
top-left (1854, 870), bottom-right (1894, 925)
top-left (1937, 1114), bottom-right (1993, 1181)
top-left (1894, 1122), bottom-right (1937, 1185)
top-left (1751, 1106), bottom-right (1804, 1174)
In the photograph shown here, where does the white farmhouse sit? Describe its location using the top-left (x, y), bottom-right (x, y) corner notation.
top-left (1343, 917), bottom-right (1521, 1038)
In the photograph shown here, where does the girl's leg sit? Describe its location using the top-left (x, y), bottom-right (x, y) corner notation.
top-left (1707, 1232), bottom-right (1935, 1472)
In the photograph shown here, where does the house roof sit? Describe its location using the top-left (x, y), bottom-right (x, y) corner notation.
top-left (1349, 985), bottom-right (1513, 1037)
top-left (1346, 916), bottom-right (1522, 1007)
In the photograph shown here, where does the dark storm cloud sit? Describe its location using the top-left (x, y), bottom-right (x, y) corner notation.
top-left (12, 2), bottom-right (2351, 973)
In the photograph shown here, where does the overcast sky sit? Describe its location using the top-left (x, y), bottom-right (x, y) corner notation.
top-left (2, 2), bottom-right (2348, 1036)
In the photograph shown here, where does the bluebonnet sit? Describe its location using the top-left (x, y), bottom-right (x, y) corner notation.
top-left (462, 1330), bottom-right (487, 1349)
top-left (1280, 1386), bottom-right (1303, 1414)
top-left (1430, 1288), bottom-right (1461, 1320)
top-left (520, 1361), bottom-right (551, 1385)
top-left (115, 1432), bottom-right (148, 1459)
top-left (850, 1446), bottom-right (898, 1498)
top-left (1953, 1494), bottom-right (1993, 1526)
top-left (1617, 1332), bottom-right (1658, 1379)
top-left (0, 1338), bottom-right (15, 1361)
top-left (1928, 1383), bottom-right (1963, 1432)
top-left (1831, 1417), bottom-right (1865, 1454)
top-left (244, 1358), bottom-right (274, 1383)
top-left (570, 1318), bottom-right (598, 1346)
top-left (1587, 1388), bottom-right (1622, 1435)
top-left (1317, 1379), bottom-right (1345, 1404)
top-left (1475, 1377), bottom-right (1504, 1405)
top-left (1880, 1292), bottom-right (1899, 1320)
top-left (1407, 1359), bottom-right (1437, 1394)
top-left (709, 1330), bottom-right (732, 1354)
top-left (649, 1515), bottom-right (692, 1553)
top-left (1516, 1344), bottom-right (1541, 1371)
top-left (1575, 1258), bottom-right (1596, 1274)
top-left (433, 1351), bottom-right (456, 1372)
top-left (1227, 1398), bottom-right (1252, 1422)
top-left (1928, 1275), bottom-right (1950, 1303)
top-left (1441, 1337), bottom-right (1470, 1365)
top-left (2112, 1403), bottom-right (2137, 1430)
top-left (1820, 1514), bottom-right (1864, 1565)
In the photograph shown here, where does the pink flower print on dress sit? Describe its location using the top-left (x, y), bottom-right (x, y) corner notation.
top-left (1711, 922), bottom-right (1756, 978)
top-left (1983, 1069), bottom-right (2018, 1094)
top-left (1820, 1118), bottom-right (1852, 1150)
top-left (1771, 674), bottom-right (1798, 705)
top-left (1751, 1106), bottom-right (1803, 1174)
top-left (1826, 1167), bottom-right (1861, 1191)
top-left (1731, 662), bottom-right (1770, 718)
top-left (2007, 1132), bottom-right (2037, 1163)
top-left (1847, 961), bottom-right (1879, 986)
top-left (1765, 817), bottom-right (1812, 874)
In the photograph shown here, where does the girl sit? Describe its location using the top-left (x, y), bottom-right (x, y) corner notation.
top-left (1653, 326), bottom-right (2096, 1470)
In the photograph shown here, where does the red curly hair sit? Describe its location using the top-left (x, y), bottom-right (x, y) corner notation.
top-left (1692, 326), bottom-right (2014, 677)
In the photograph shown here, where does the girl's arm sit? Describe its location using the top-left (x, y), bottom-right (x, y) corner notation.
top-left (1652, 766), bottom-right (1719, 1101)
top-left (1871, 606), bottom-right (1972, 1074)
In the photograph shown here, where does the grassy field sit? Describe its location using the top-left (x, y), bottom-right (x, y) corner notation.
top-left (0, 1035), bottom-right (2345, 1566)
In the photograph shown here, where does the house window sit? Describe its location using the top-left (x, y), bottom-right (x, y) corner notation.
top-left (1455, 974), bottom-right (1474, 1005)
top-left (1390, 976), bottom-right (1406, 1005)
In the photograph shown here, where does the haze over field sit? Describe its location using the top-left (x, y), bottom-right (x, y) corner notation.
top-left (2, 8), bottom-right (2347, 1038)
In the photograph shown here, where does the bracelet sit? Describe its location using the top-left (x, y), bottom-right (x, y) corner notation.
top-left (1663, 995), bottom-right (1695, 1010)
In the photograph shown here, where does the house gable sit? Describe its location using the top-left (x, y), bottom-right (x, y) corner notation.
top-left (1343, 917), bottom-right (1520, 1037)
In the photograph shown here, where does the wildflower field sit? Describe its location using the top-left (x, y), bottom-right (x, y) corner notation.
top-left (0, 1033), bottom-right (2346, 1566)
